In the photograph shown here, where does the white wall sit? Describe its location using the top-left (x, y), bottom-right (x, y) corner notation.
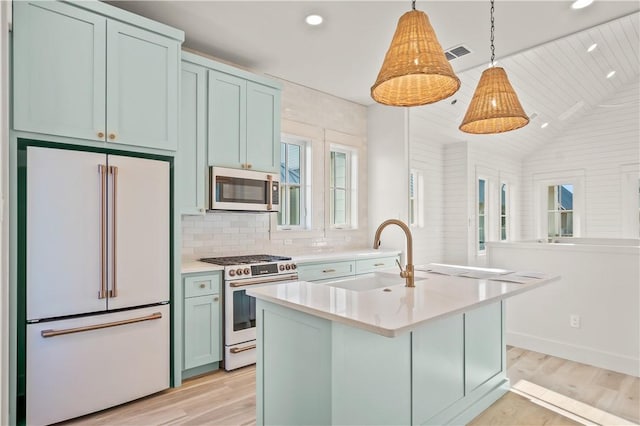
top-left (366, 104), bottom-right (410, 262)
top-left (443, 142), bottom-right (469, 265)
top-left (408, 112), bottom-right (445, 265)
top-left (182, 77), bottom-right (369, 260)
top-left (488, 242), bottom-right (640, 377)
top-left (521, 80), bottom-right (640, 239)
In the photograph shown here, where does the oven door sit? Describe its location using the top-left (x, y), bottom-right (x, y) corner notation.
top-left (225, 273), bottom-right (299, 346)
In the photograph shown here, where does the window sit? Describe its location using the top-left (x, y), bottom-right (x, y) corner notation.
top-left (278, 136), bottom-right (309, 229)
top-left (409, 169), bottom-right (423, 228)
top-left (547, 184), bottom-right (573, 237)
top-left (329, 145), bottom-right (357, 229)
top-left (500, 183), bottom-right (509, 241)
top-left (478, 179), bottom-right (486, 251)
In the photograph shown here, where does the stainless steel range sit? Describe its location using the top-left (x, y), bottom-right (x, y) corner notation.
top-left (199, 254), bottom-right (298, 370)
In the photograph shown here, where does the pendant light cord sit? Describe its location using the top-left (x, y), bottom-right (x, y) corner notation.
top-left (490, 0), bottom-right (495, 66)
top-left (412, 0), bottom-right (416, 10)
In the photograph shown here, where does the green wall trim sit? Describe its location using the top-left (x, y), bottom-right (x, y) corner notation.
top-left (15, 138), bottom-right (176, 423)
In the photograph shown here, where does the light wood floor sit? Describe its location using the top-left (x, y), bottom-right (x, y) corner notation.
top-left (64, 347), bottom-right (639, 426)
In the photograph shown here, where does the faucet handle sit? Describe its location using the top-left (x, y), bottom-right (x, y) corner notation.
top-left (395, 258), bottom-right (406, 275)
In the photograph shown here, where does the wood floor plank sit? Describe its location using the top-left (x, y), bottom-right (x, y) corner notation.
top-left (60, 347), bottom-right (639, 425)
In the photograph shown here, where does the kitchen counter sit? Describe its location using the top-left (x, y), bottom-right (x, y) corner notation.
top-left (251, 264), bottom-right (559, 426)
top-left (248, 264), bottom-right (558, 337)
top-left (181, 260), bottom-right (224, 274)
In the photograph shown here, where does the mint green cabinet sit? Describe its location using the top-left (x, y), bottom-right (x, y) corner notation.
top-left (183, 273), bottom-right (222, 372)
top-left (13, 0), bottom-right (182, 151)
top-left (207, 72), bottom-right (280, 173)
top-left (208, 70), bottom-right (246, 169)
top-left (297, 254), bottom-right (400, 283)
top-left (465, 301), bottom-right (503, 392)
top-left (179, 61), bottom-right (207, 214)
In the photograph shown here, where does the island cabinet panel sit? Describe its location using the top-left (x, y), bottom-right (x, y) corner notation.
top-left (412, 314), bottom-right (464, 424)
top-left (258, 302), bottom-right (332, 426)
top-left (332, 323), bottom-right (411, 425)
top-left (464, 302), bottom-right (503, 392)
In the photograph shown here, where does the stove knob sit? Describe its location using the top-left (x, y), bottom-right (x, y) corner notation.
top-left (279, 264), bottom-right (285, 271)
top-left (285, 264), bottom-right (291, 270)
top-left (292, 264), bottom-right (297, 270)
top-left (244, 268), bottom-right (251, 275)
top-left (236, 268), bottom-right (243, 276)
top-left (229, 269), bottom-right (236, 277)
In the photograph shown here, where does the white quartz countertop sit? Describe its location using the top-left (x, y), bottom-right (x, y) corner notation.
top-left (247, 264), bottom-right (559, 337)
top-left (292, 249), bottom-right (401, 263)
top-left (181, 260), bottom-right (224, 274)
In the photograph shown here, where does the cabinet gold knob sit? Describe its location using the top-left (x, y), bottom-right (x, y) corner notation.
top-left (199, 283), bottom-right (206, 289)
top-left (213, 296), bottom-right (219, 302)
top-left (247, 164), bottom-right (252, 169)
top-left (241, 164), bottom-right (246, 169)
top-left (108, 133), bottom-right (117, 140)
top-left (199, 208), bottom-right (205, 213)
top-left (97, 131), bottom-right (105, 138)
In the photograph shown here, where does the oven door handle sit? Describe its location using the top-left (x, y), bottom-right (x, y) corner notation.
top-left (229, 273), bottom-right (299, 287)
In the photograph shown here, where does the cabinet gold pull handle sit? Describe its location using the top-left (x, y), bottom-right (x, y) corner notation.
top-left (109, 133), bottom-right (117, 140)
top-left (374, 263), bottom-right (384, 266)
top-left (41, 312), bottom-right (162, 338)
top-left (213, 296), bottom-right (219, 302)
top-left (97, 131), bottom-right (105, 139)
top-left (322, 269), bottom-right (336, 273)
top-left (199, 283), bottom-right (206, 289)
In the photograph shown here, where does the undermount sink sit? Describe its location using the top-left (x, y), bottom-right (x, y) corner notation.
top-left (322, 271), bottom-right (406, 292)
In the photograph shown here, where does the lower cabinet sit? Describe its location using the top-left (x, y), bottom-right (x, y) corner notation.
top-left (296, 254), bottom-right (400, 283)
top-left (183, 272), bottom-right (223, 378)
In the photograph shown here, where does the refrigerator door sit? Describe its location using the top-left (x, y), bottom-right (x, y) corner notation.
top-left (26, 304), bottom-right (170, 425)
top-left (106, 155), bottom-right (170, 309)
top-left (27, 146), bottom-right (107, 320)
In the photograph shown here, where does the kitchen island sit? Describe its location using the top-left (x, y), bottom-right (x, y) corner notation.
top-left (248, 264), bottom-right (558, 426)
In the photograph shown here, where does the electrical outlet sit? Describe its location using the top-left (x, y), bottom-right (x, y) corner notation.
top-left (570, 314), bottom-right (581, 328)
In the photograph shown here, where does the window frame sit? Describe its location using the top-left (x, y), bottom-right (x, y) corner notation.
top-left (409, 169), bottom-right (424, 228)
top-left (277, 134), bottom-right (311, 231)
top-left (547, 184), bottom-right (574, 238)
top-left (533, 170), bottom-right (585, 239)
top-left (328, 143), bottom-right (358, 230)
top-left (478, 178), bottom-right (487, 253)
top-left (500, 182), bottom-right (509, 241)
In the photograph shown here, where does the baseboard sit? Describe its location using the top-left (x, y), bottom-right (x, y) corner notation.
top-left (506, 331), bottom-right (639, 377)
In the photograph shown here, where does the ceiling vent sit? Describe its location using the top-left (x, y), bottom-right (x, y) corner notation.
top-left (445, 45), bottom-right (471, 61)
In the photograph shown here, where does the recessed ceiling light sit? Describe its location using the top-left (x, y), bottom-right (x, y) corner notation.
top-left (606, 70), bottom-right (616, 79)
top-left (587, 43), bottom-right (597, 52)
top-left (305, 14), bottom-right (323, 26)
top-left (541, 122), bottom-right (549, 129)
top-left (571, 0), bottom-right (594, 9)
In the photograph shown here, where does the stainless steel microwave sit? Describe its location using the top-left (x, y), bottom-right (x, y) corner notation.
top-left (209, 167), bottom-right (280, 212)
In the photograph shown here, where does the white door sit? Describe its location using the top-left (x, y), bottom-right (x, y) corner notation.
top-left (27, 147), bottom-right (107, 320)
top-left (26, 304), bottom-right (170, 425)
top-left (106, 155), bottom-right (169, 309)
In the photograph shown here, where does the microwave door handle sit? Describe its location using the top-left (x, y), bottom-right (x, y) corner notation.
top-left (267, 174), bottom-right (273, 211)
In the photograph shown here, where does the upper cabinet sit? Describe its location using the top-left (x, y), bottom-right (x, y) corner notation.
top-left (12, 1), bottom-right (184, 151)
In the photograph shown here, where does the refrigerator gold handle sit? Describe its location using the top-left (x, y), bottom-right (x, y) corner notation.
top-left (109, 166), bottom-right (118, 298)
top-left (98, 165), bottom-right (107, 299)
top-left (40, 312), bottom-right (163, 338)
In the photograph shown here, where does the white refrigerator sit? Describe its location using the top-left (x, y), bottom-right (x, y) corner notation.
top-left (24, 146), bottom-right (171, 425)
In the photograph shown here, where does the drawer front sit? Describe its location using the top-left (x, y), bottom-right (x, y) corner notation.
top-left (297, 261), bottom-right (355, 282)
top-left (184, 273), bottom-right (221, 298)
top-left (355, 256), bottom-right (400, 275)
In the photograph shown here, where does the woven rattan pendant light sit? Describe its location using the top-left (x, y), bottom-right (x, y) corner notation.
top-left (371, 0), bottom-right (460, 107)
top-left (459, 0), bottom-right (529, 134)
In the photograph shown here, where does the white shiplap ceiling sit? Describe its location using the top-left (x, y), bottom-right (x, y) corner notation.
top-left (108, 1), bottom-right (640, 158)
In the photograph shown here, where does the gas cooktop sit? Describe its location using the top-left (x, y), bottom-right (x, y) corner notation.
top-left (199, 254), bottom-right (291, 266)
